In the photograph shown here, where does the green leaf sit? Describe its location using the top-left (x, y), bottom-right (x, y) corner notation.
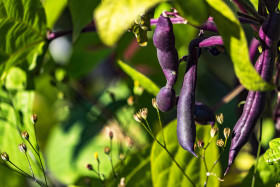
top-left (151, 120), bottom-right (221, 187)
top-left (241, 156), bottom-right (280, 186)
top-left (264, 138), bottom-right (280, 165)
top-left (68, 0), bottom-right (100, 41)
top-left (117, 60), bottom-right (160, 96)
top-left (107, 147), bottom-right (152, 187)
top-left (94, 0), bottom-right (166, 46)
top-left (205, 0), bottom-right (274, 91)
top-left (249, 0), bottom-right (258, 10)
top-left (0, 89), bottom-right (44, 180)
top-left (0, 0), bottom-right (47, 78)
top-left (173, 0), bottom-right (209, 26)
top-left (5, 67), bottom-right (27, 90)
top-left (42, 0), bottom-right (67, 28)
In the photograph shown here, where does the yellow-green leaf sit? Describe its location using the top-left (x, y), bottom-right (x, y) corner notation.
top-left (94, 0), bottom-right (166, 46)
top-left (205, 0), bottom-right (274, 91)
top-left (117, 60), bottom-right (160, 96)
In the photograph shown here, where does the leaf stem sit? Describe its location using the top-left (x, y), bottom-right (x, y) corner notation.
top-left (234, 0), bottom-right (265, 23)
top-left (251, 117), bottom-right (263, 187)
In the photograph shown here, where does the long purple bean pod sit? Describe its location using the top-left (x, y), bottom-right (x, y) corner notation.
top-left (225, 12), bottom-right (280, 175)
top-left (177, 36), bottom-right (224, 157)
top-left (153, 13), bottom-right (179, 112)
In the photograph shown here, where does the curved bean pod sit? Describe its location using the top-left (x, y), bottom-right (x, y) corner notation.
top-left (225, 12), bottom-right (280, 175)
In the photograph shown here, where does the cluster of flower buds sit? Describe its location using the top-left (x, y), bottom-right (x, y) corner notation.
top-left (133, 108), bottom-right (148, 122)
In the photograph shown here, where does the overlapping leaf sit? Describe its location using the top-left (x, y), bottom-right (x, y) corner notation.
top-left (0, 0), bottom-right (47, 78)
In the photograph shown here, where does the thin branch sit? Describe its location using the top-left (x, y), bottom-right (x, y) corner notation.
top-left (212, 85), bottom-right (244, 111)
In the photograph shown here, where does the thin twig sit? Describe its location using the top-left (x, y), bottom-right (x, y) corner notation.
top-left (212, 85), bottom-right (244, 111)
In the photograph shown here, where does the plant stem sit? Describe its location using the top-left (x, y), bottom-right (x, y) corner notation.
top-left (212, 85), bottom-right (244, 111)
top-left (33, 124), bottom-right (48, 187)
top-left (25, 153), bottom-right (35, 178)
top-left (156, 108), bottom-right (166, 147)
top-left (144, 119), bottom-right (154, 137)
top-left (251, 117), bottom-right (263, 187)
top-left (8, 161), bottom-right (46, 187)
top-left (235, 0), bottom-right (265, 23)
top-left (109, 138), bottom-right (117, 179)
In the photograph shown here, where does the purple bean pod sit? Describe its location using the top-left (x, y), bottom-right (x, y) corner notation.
top-left (153, 14), bottom-right (179, 112)
top-left (177, 36), bottom-right (224, 157)
top-left (225, 12), bottom-right (280, 175)
top-left (194, 102), bottom-right (215, 127)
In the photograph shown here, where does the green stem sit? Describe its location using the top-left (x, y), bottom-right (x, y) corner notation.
top-left (109, 139), bottom-right (117, 179)
top-left (144, 119), bottom-right (153, 136)
top-left (33, 124), bottom-right (48, 187)
top-left (251, 117), bottom-right (263, 187)
top-left (156, 108), bottom-right (166, 147)
top-left (25, 153), bottom-right (35, 178)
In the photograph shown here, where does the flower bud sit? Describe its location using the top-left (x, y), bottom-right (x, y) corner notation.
top-left (133, 81), bottom-right (144, 96)
top-left (127, 96), bottom-right (134, 106)
top-left (152, 98), bottom-right (158, 109)
top-left (119, 153), bottom-right (126, 161)
top-left (126, 137), bottom-right (134, 148)
top-left (133, 113), bottom-right (142, 123)
top-left (223, 128), bottom-right (231, 139)
top-left (217, 139), bottom-right (224, 147)
top-left (94, 152), bottom-right (99, 160)
top-left (1, 152), bottom-right (9, 161)
top-left (197, 140), bottom-right (204, 149)
top-left (119, 177), bottom-right (125, 187)
top-left (31, 114), bottom-right (38, 124)
top-left (216, 113), bottom-right (224, 124)
top-left (210, 127), bottom-right (218, 138)
top-left (109, 131), bottom-right (114, 139)
top-left (86, 164), bottom-right (93, 170)
top-left (18, 143), bottom-right (27, 153)
top-left (139, 108), bottom-right (148, 120)
top-left (21, 131), bottom-right (29, 140)
top-left (104, 147), bottom-right (110, 155)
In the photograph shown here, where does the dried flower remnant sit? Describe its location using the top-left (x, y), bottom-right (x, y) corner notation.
top-left (18, 143), bottom-right (27, 153)
top-left (127, 96), bottom-right (134, 106)
top-left (197, 140), bottom-right (204, 148)
top-left (21, 131), bottom-right (29, 140)
top-left (108, 131), bottom-right (114, 140)
top-left (216, 113), bottom-right (224, 124)
top-left (210, 128), bottom-right (218, 138)
top-left (1, 152), bottom-right (9, 161)
top-left (139, 108), bottom-right (148, 120)
top-left (104, 147), bottom-right (110, 155)
top-left (31, 114), bottom-right (38, 124)
top-left (133, 113), bottom-right (142, 123)
top-left (152, 98), bottom-right (158, 109)
top-left (86, 164), bottom-right (93, 170)
top-left (217, 139), bottom-right (225, 147)
top-left (223, 128), bottom-right (231, 139)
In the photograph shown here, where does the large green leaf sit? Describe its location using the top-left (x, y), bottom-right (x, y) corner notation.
top-left (173, 0), bottom-right (209, 26)
top-left (68, 0), bottom-right (100, 41)
top-left (241, 156), bottom-right (280, 186)
top-left (151, 120), bottom-right (221, 187)
top-left (205, 0), bottom-right (274, 91)
top-left (117, 60), bottom-right (160, 96)
top-left (264, 138), bottom-right (280, 165)
top-left (42, 0), bottom-right (67, 28)
top-left (0, 0), bottom-right (47, 78)
top-left (94, 0), bottom-right (166, 46)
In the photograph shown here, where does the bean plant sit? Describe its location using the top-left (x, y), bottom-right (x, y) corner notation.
top-left (1, 0), bottom-right (280, 187)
